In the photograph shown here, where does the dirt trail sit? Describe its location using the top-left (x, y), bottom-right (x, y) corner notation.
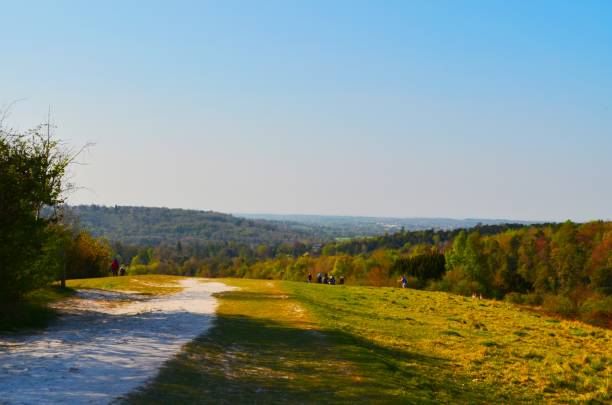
top-left (0, 279), bottom-right (234, 405)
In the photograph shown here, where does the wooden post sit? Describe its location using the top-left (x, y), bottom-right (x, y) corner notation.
top-left (60, 246), bottom-right (66, 289)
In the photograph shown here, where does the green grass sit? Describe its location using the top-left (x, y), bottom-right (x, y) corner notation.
top-left (287, 283), bottom-right (611, 403)
top-left (0, 286), bottom-right (75, 332)
top-left (124, 279), bottom-right (612, 404)
top-left (66, 274), bottom-right (183, 295)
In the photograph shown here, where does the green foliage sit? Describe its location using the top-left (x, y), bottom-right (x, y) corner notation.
top-left (0, 123), bottom-right (73, 302)
top-left (436, 221), bottom-right (612, 325)
top-left (542, 294), bottom-right (576, 317)
top-left (591, 267), bottom-right (612, 295)
top-left (391, 252), bottom-right (446, 284)
top-left (67, 205), bottom-right (317, 246)
top-left (64, 231), bottom-right (112, 279)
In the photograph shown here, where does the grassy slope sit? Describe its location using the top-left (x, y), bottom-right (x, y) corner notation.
top-left (126, 279), bottom-right (610, 404)
top-left (286, 283), bottom-right (610, 403)
top-left (0, 286), bottom-right (75, 332)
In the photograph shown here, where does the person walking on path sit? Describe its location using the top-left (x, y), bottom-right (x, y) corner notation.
top-left (111, 258), bottom-right (119, 277)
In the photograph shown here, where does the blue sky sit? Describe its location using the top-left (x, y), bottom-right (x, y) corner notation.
top-left (2, 1), bottom-right (611, 221)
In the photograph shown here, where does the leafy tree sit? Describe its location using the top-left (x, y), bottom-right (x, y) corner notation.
top-left (65, 231), bottom-right (112, 279)
top-left (591, 267), bottom-right (612, 296)
top-left (550, 221), bottom-right (584, 294)
top-left (0, 120), bottom-right (75, 301)
top-left (445, 231), bottom-right (467, 270)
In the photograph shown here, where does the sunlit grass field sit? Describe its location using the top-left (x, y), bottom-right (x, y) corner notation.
top-left (285, 282), bottom-right (611, 403)
top-left (122, 277), bottom-right (610, 404)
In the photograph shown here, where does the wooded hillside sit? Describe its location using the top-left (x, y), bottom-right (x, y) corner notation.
top-left (68, 205), bottom-right (317, 246)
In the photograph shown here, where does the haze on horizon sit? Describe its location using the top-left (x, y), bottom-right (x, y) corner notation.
top-left (2, 1), bottom-right (611, 223)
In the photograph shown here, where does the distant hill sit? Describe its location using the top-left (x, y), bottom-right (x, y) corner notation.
top-left (237, 213), bottom-right (537, 238)
top-left (64, 206), bottom-right (538, 246)
top-left (66, 205), bottom-right (316, 246)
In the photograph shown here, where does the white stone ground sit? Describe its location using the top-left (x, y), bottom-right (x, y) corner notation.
top-left (0, 279), bottom-right (233, 405)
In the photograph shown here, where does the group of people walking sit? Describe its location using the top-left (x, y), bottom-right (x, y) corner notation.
top-left (110, 258), bottom-right (126, 277)
top-left (306, 271), bottom-right (414, 289)
top-left (307, 272), bottom-right (344, 285)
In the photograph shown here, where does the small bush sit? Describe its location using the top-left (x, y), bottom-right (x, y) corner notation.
top-left (503, 292), bottom-right (542, 306)
top-left (524, 293), bottom-right (543, 306)
top-left (481, 340), bottom-right (498, 347)
top-left (578, 296), bottom-right (612, 327)
top-left (579, 295), bottom-right (612, 314)
top-left (505, 292), bottom-right (524, 304)
top-left (542, 295), bottom-right (576, 316)
top-left (405, 275), bottom-right (422, 289)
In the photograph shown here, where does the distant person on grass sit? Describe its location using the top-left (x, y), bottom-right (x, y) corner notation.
top-left (323, 273), bottom-right (329, 284)
top-left (329, 275), bottom-right (336, 285)
top-left (307, 273), bottom-right (312, 283)
top-left (317, 273), bottom-right (323, 284)
top-left (119, 265), bottom-right (126, 276)
top-left (400, 275), bottom-right (408, 288)
top-left (111, 258), bottom-right (119, 277)
top-left (339, 275), bottom-right (345, 285)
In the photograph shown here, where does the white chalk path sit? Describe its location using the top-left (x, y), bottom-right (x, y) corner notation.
top-left (0, 279), bottom-right (234, 405)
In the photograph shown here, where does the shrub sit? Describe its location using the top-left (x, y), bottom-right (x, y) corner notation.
top-left (542, 295), bottom-right (576, 316)
top-left (524, 293), bottom-right (543, 306)
top-left (578, 296), bottom-right (612, 327)
top-left (405, 275), bottom-right (422, 289)
top-left (366, 267), bottom-right (391, 287)
top-left (505, 292), bottom-right (524, 304)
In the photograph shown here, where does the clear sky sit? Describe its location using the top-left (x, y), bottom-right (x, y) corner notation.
top-left (2, 1), bottom-right (611, 221)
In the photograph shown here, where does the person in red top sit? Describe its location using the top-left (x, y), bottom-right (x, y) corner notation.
top-left (111, 258), bottom-right (119, 277)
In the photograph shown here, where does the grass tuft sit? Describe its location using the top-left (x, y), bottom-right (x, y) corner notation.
top-left (480, 341), bottom-right (498, 347)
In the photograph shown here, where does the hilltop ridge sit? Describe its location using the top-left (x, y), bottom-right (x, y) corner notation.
top-left (66, 205), bottom-right (314, 246)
